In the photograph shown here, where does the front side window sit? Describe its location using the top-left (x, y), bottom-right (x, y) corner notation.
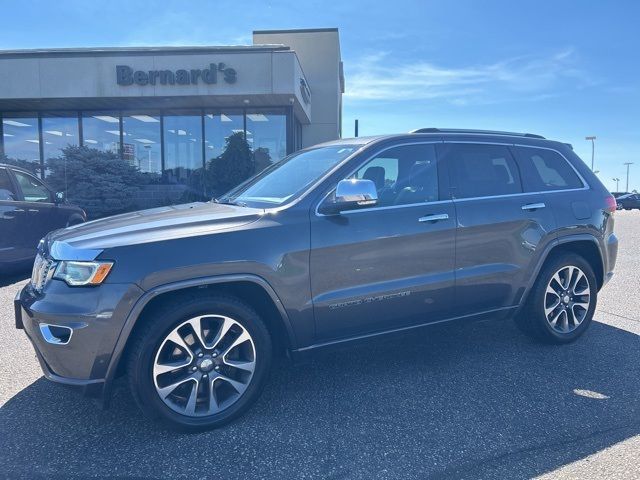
top-left (447, 144), bottom-right (522, 198)
top-left (0, 169), bottom-right (17, 201)
top-left (14, 170), bottom-right (51, 203)
top-left (353, 144), bottom-right (438, 207)
top-left (219, 145), bottom-right (360, 208)
top-left (513, 147), bottom-right (583, 192)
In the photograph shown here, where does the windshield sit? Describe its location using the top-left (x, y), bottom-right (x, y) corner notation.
top-left (217, 145), bottom-right (360, 208)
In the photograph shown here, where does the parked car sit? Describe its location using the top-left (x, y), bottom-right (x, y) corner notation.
top-left (615, 193), bottom-right (640, 210)
top-left (0, 164), bottom-right (86, 269)
top-left (15, 129), bottom-right (618, 431)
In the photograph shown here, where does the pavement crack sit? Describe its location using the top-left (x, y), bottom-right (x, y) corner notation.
top-left (597, 310), bottom-right (640, 324)
top-left (428, 421), bottom-right (640, 479)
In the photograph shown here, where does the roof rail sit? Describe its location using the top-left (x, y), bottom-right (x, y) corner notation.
top-left (409, 128), bottom-right (545, 139)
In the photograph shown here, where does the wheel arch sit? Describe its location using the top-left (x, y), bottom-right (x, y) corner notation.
top-left (516, 234), bottom-right (604, 314)
top-left (102, 274), bottom-right (296, 406)
top-left (66, 213), bottom-right (85, 226)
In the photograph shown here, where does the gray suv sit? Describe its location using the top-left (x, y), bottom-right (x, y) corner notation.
top-left (15, 129), bottom-right (618, 431)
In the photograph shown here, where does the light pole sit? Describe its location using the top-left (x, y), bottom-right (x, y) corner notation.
top-left (585, 136), bottom-right (596, 171)
top-left (613, 177), bottom-right (620, 192)
top-left (624, 162), bottom-right (633, 193)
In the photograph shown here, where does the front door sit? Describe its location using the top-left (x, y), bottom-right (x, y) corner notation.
top-left (310, 142), bottom-right (457, 342)
top-left (12, 169), bottom-right (60, 257)
top-left (0, 167), bottom-right (30, 263)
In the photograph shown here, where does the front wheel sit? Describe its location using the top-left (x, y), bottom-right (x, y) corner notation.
top-left (127, 295), bottom-right (272, 431)
top-left (515, 254), bottom-right (597, 344)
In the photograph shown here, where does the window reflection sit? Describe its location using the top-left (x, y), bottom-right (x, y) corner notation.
top-left (163, 111), bottom-right (203, 185)
top-left (2, 114), bottom-right (40, 170)
top-left (204, 111), bottom-right (243, 161)
top-left (246, 109), bottom-right (287, 172)
top-left (42, 113), bottom-right (79, 161)
top-left (82, 112), bottom-right (121, 154)
top-left (122, 113), bottom-right (161, 173)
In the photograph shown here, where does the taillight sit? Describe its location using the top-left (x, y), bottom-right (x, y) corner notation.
top-left (604, 195), bottom-right (617, 213)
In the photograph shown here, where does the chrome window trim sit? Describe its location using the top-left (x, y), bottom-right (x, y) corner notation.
top-left (314, 140), bottom-right (443, 217)
top-left (309, 139), bottom-right (591, 218)
top-left (442, 141), bottom-right (590, 203)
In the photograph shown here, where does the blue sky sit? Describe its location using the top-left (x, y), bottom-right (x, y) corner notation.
top-left (2, 0), bottom-right (639, 191)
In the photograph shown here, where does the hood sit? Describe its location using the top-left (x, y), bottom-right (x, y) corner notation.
top-left (45, 202), bottom-right (263, 257)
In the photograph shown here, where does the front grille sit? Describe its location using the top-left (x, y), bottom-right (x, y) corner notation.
top-left (31, 254), bottom-right (56, 293)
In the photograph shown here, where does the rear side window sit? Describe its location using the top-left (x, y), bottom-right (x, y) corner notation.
top-left (514, 147), bottom-right (583, 192)
top-left (447, 143), bottom-right (522, 199)
top-left (0, 169), bottom-right (18, 201)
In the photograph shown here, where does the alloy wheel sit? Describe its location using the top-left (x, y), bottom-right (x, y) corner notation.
top-left (544, 266), bottom-right (591, 334)
top-left (152, 315), bottom-right (256, 417)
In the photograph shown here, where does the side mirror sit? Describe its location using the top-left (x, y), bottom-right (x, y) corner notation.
top-left (55, 191), bottom-right (65, 203)
top-left (320, 179), bottom-right (378, 215)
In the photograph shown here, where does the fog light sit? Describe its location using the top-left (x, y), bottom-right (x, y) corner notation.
top-left (39, 324), bottom-right (73, 345)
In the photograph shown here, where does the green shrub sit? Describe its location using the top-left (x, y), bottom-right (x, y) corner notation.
top-left (45, 146), bottom-right (145, 219)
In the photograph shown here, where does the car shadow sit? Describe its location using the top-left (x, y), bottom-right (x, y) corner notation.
top-left (1, 318), bottom-right (638, 479)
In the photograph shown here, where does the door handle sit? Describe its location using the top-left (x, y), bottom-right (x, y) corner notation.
top-left (418, 213), bottom-right (449, 222)
top-left (521, 202), bottom-right (546, 211)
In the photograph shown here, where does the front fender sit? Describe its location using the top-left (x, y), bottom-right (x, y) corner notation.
top-left (101, 273), bottom-right (296, 406)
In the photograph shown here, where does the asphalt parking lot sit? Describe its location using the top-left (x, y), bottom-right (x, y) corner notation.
top-left (0, 212), bottom-right (638, 479)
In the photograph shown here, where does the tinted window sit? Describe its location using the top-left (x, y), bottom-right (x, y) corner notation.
top-left (0, 169), bottom-right (17, 201)
top-left (14, 171), bottom-right (51, 203)
top-left (353, 144), bottom-right (438, 206)
top-left (448, 144), bottom-right (521, 198)
top-left (514, 147), bottom-right (583, 192)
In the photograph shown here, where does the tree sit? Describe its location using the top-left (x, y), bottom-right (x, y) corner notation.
top-left (45, 146), bottom-right (144, 219)
top-left (0, 154), bottom-right (41, 176)
top-left (206, 131), bottom-right (254, 196)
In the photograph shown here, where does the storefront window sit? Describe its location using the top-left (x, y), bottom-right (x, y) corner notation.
top-left (163, 111), bottom-right (203, 187)
top-left (203, 111), bottom-right (244, 162)
top-left (122, 113), bottom-right (161, 173)
top-left (82, 112), bottom-right (121, 154)
top-left (42, 113), bottom-right (79, 161)
top-left (2, 114), bottom-right (40, 173)
top-left (246, 109), bottom-right (287, 172)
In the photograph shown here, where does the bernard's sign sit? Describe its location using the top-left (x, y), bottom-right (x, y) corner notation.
top-left (116, 63), bottom-right (237, 86)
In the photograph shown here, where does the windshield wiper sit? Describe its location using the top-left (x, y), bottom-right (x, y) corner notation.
top-left (213, 198), bottom-right (247, 207)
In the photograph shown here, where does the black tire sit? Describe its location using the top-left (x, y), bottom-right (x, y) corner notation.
top-left (515, 253), bottom-right (597, 344)
top-left (127, 294), bottom-right (272, 432)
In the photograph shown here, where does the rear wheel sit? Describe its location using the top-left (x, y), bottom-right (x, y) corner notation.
top-left (127, 295), bottom-right (272, 431)
top-left (515, 253), bottom-right (597, 344)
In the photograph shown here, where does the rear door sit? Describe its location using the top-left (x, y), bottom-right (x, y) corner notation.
top-left (12, 169), bottom-right (61, 256)
top-left (310, 142), bottom-right (457, 342)
top-left (0, 167), bottom-right (30, 263)
top-left (440, 142), bottom-right (557, 316)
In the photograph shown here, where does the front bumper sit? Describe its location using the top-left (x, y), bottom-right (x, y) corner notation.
top-left (15, 280), bottom-right (144, 398)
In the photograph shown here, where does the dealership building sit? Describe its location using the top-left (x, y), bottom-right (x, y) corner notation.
top-left (0, 28), bottom-right (343, 205)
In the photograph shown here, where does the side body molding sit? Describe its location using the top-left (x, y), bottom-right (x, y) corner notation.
top-left (102, 274), bottom-right (296, 405)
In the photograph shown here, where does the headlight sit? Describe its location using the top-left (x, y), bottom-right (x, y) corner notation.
top-left (53, 261), bottom-right (113, 286)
